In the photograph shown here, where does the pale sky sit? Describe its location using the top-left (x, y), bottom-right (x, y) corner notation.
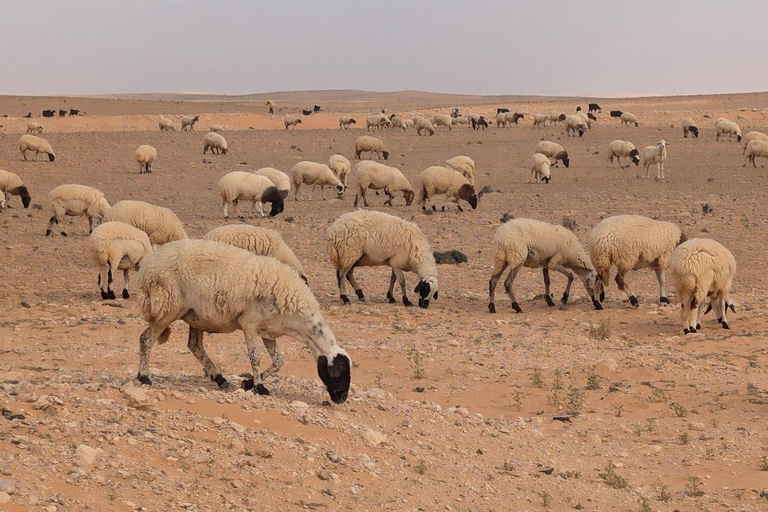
top-left (1, 0), bottom-right (764, 97)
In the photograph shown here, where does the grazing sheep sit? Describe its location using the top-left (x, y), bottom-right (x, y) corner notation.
top-left (445, 156), bottom-right (475, 185)
top-left (26, 122), bottom-right (43, 134)
top-left (328, 154), bottom-right (351, 187)
top-left (610, 110), bottom-right (623, 118)
top-left (291, 161), bottom-right (345, 200)
top-left (354, 135), bottom-right (390, 160)
top-left (575, 111), bottom-right (593, 128)
top-left (69, 109), bottom-right (80, 116)
top-left (404, 119), bottom-right (414, 129)
top-left (350, 161), bottom-right (414, 207)
top-left (744, 139), bottom-right (768, 167)
top-left (0, 169), bottom-right (31, 209)
top-left (640, 140), bottom-right (668, 179)
top-left (497, 112), bottom-right (524, 126)
top-left (451, 116), bottom-right (471, 127)
top-left (620, 112), bottom-right (639, 127)
top-left (715, 119), bottom-right (742, 142)
top-left (607, 140), bottom-right (640, 169)
top-left (414, 116), bottom-right (435, 136)
top-left (181, 115), bottom-right (199, 131)
top-left (681, 118), bottom-right (699, 138)
top-left (135, 145), bottom-right (157, 174)
top-left (588, 103), bottom-right (601, 113)
top-left (46, 184), bottom-right (110, 236)
top-left (416, 166), bottom-right (478, 212)
top-left (548, 111), bottom-right (567, 126)
top-left (339, 115), bottom-right (357, 129)
top-left (203, 132), bottom-right (228, 155)
top-left (136, 239), bottom-right (351, 402)
top-left (58, 109), bottom-right (67, 118)
top-left (533, 114), bottom-right (549, 128)
top-left (471, 117), bottom-right (489, 130)
top-left (210, 124), bottom-right (224, 132)
top-left (432, 114), bottom-right (453, 131)
top-left (588, 215), bottom-right (685, 307)
top-left (488, 218), bottom-right (600, 313)
top-left (203, 225), bottom-right (306, 282)
top-left (89, 221), bottom-right (152, 300)
top-left (668, 238), bottom-right (736, 333)
top-left (103, 200), bottom-right (188, 248)
top-left (529, 153), bottom-right (551, 183)
top-left (253, 167), bottom-right (290, 199)
top-left (741, 131), bottom-right (768, 154)
top-left (42, 110), bottom-right (55, 118)
top-left (284, 115), bottom-right (302, 130)
top-left (327, 210), bottom-right (438, 308)
top-left (534, 141), bottom-right (570, 168)
top-left (218, 171), bottom-right (284, 218)
top-left (564, 114), bottom-right (587, 137)
top-left (366, 114), bottom-right (391, 132)
top-left (19, 134), bottom-right (55, 162)
top-left (390, 116), bottom-right (409, 130)
top-left (158, 117), bottom-right (175, 131)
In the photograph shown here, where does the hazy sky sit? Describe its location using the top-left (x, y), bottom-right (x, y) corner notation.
top-left (1, 0), bottom-right (764, 97)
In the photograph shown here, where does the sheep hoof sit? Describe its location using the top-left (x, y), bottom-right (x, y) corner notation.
top-left (386, 292), bottom-right (396, 304)
top-left (211, 374), bottom-right (229, 389)
top-left (488, 303), bottom-right (496, 314)
top-left (45, 229), bottom-right (52, 236)
top-left (659, 296), bottom-right (670, 304)
top-left (696, 323), bottom-right (701, 330)
top-left (101, 290), bottom-right (110, 300)
top-left (255, 384), bottom-right (270, 396)
top-left (704, 304), bottom-right (712, 314)
top-left (403, 297), bottom-right (413, 307)
top-left (511, 302), bottom-right (522, 313)
top-left (441, 206), bottom-right (445, 212)
top-left (431, 205), bottom-right (437, 212)
top-left (599, 291), bottom-right (605, 302)
top-left (629, 295), bottom-right (639, 307)
top-left (122, 289), bottom-right (130, 299)
top-left (545, 295), bottom-right (555, 307)
top-left (561, 292), bottom-right (569, 305)
top-left (137, 374), bottom-right (152, 386)
top-left (593, 300), bottom-right (603, 310)
top-left (241, 377), bottom-right (255, 391)
top-left (457, 205), bottom-right (463, 212)
top-left (722, 321), bottom-right (730, 329)
top-left (355, 289), bottom-right (365, 301)
top-left (107, 290), bottom-right (116, 300)
top-left (728, 303), bottom-right (736, 313)
top-left (340, 294), bottom-right (350, 305)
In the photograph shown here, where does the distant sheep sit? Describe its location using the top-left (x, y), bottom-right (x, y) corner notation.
top-left (432, 114), bottom-right (453, 131)
top-left (0, 169), bottom-right (31, 209)
top-left (203, 132), bottom-right (228, 155)
top-left (253, 167), bottom-right (290, 199)
top-left (284, 115), bottom-right (302, 130)
top-left (640, 140), bottom-right (668, 179)
top-left (607, 140), bottom-right (640, 168)
top-left (414, 116), bottom-right (435, 136)
top-left (620, 112), bottom-right (639, 127)
top-left (451, 116), bottom-right (470, 127)
top-left (103, 200), bottom-right (188, 248)
top-left (210, 124), bottom-right (224, 132)
top-left (354, 135), bottom-right (390, 160)
top-left (42, 110), bottom-right (55, 118)
top-left (351, 161), bottom-right (414, 207)
top-left (529, 153), bottom-right (551, 183)
top-left (416, 166), bottom-right (478, 212)
top-left (181, 115), bottom-right (199, 131)
top-left (610, 110), bottom-right (623, 118)
top-left (744, 139), bottom-right (768, 167)
top-left (715, 120), bottom-right (742, 142)
top-left (390, 116), bottom-right (409, 130)
top-left (445, 155), bottom-right (475, 185)
top-left (339, 115), bottom-right (357, 129)
top-left (548, 111), bottom-right (567, 126)
top-left (471, 117), bottom-right (489, 130)
top-left (158, 117), bottom-right (175, 131)
top-left (89, 221), bottom-right (153, 300)
top-left (681, 118), bottom-right (698, 138)
top-left (135, 145), bottom-right (157, 174)
top-left (741, 131), bottom-right (768, 154)
top-left (46, 184), bottom-right (110, 236)
top-left (366, 114), bottom-right (391, 132)
top-left (291, 161), bottom-right (345, 200)
top-left (532, 114), bottom-right (549, 127)
top-left (218, 171), bottom-right (284, 218)
top-left (564, 114), bottom-right (587, 137)
top-left (26, 122), bottom-right (43, 134)
top-left (588, 103), bottom-right (601, 113)
top-left (534, 141), bottom-right (569, 168)
top-left (19, 134), bottom-right (55, 161)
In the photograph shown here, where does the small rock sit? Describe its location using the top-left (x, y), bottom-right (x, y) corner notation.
top-left (0, 492), bottom-right (10, 503)
top-left (291, 400), bottom-right (309, 410)
top-left (212, 416), bottom-right (224, 426)
top-left (688, 422), bottom-right (706, 431)
top-left (75, 444), bottom-right (104, 467)
top-left (595, 358), bottom-right (619, 372)
top-left (0, 479), bottom-right (16, 494)
top-left (362, 429), bottom-right (387, 447)
top-left (255, 447), bottom-right (273, 459)
top-left (123, 387), bottom-right (150, 409)
top-left (317, 469), bottom-right (333, 481)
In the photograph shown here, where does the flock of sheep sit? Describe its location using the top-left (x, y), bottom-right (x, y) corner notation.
top-left (0, 104), bottom-right (751, 404)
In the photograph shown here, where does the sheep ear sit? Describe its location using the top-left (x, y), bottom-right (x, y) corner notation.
top-left (433, 291), bottom-right (438, 300)
top-left (414, 280), bottom-right (425, 294)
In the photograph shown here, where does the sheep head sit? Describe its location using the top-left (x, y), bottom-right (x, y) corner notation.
top-left (414, 276), bottom-right (439, 309)
top-left (629, 149), bottom-right (640, 165)
top-left (317, 351), bottom-right (351, 404)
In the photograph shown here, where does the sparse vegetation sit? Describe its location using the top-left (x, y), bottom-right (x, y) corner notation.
top-left (679, 432), bottom-right (690, 445)
top-left (614, 404), bottom-right (624, 417)
top-left (598, 461), bottom-right (628, 489)
top-left (409, 349), bottom-right (425, 380)
top-left (701, 203), bottom-right (713, 215)
top-left (656, 484), bottom-right (672, 503)
top-left (564, 386), bottom-right (585, 416)
top-left (759, 454), bottom-right (768, 471)
top-left (531, 369), bottom-right (544, 388)
top-left (512, 390), bottom-right (523, 412)
top-left (585, 368), bottom-right (601, 390)
top-left (480, 185), bottom-right (493, 194)
top-left (684, 476), bottom-right (704, 497)
top-left (500, 212), bottom-right (514, 223)
top-left (637, 496), bottom-right (652, 512)
top-left (588, 320), bottom-right (611, 340)
top-left (538, 491), bottom-right (551, 508)
top-left (561, 216), bottom-right (577, 232)
top-left (414, 459), bottom-right (427, 475)
top-left (552, 369), bottom-right (564, 390)
top-left (433, 249), bottom-right (468, 264)
top-left (670, 402), bottom-right (688, 417)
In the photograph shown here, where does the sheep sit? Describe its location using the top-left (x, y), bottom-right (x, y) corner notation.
top-left (69, 109), bottom-right (80, 116)
top-left (529, 153), bottom-right (551, 183)
top-left (471, 117), bottom-right (489, 130)
top-left (743, 139), bottom-right (768, 167)
top-left (564, 114), bottom-right (587, 137)
top-left (668, 238), bottom-right (736, 333)
top-left (413, 116), bottom-right (435, 136)
top-left (19, 134), bottom-right (55, 162)
top-left (532, 114), bottom-right (549, 127)
top-left (181, 115), bottom-right (199, 131)
top-left (715, 119), bottom-right (742, 142)
top-left (588, 103), bottom-right (601, 113)
top-left (42, 109), bottom-right (55, 118)
top-left (610, 110), bottom-right (623, 118)
top-left (203, 225), bottom-right (306, 282)
top-left (640, 140), bottom-right (668, 179)
top-left (497, 112), bottom-right (524, 126)
top-left (451, 116), bottom-right (470, 127)
top-left (534, 141), bottom-right (570, 168)
top-left (253, 167), bottom-right (290, 199)
top-left (284, 115), bottom-right (302, 130)
top-left (136, 239), bottom-right (352, 402)
top-left (445, 155), bottom-right (475, 185)
top-left (681, 118), bottom-right (699, 138)
top-left (548, 111), bottom-right (567, 126)
top-left (210, 124), bottom-right (224, 132)
top-left (58, 109), bottom-right (67, 118)
top-left (620, 112), bottom-right (639, 127)
top-left (326, 210), bottom-right (438, 308)
top-left (741, 131), bottom-right (768, 153)
top-left (135, 145), bottom-right (157, 174)
top-left (390, 116), bottom-right (409, 130)
top-left (432, 114), bottom-right (453, 131)
top-left (218, 171), bottom-right (284, 218)
top-left (203, 132), bottom-right (228, 155)
top-left (488, 218), bottom-right (600, 314)
top-left (339, 115), bottom-right (357, 129)
top-left (290, 161), bottom-right (345, 200)
top-left (158, 117), bottom-right (175, 131)
top-left (575, 111), bottom-right (593, 128)
top-left (89, 221), bottom-right (153, 300)
top-left (588, 215), bottom-right (685, 308)
top-left (607, 140), bottom-right (640, 169)
top-left (103, 200), bottom-right (188, 248)
top-left (328, 154), bottom-right (351, 187)
top-left (0, 169), bottom-right (31, 209)
top-left (496, 112), bottom-right (509, 127)
top-left (26, 122), bottom-right (43, 134)
top-left (354, 135), bottom-right (390, 160)
top-left (404, 119), bottom-right (414, 129)
top-left (45, 184), bottom-right (110, 236)
top-left (416, 166), bottom-right (478, 212)
top-left (497, 108), bottom-right (510, 114)
top-left (350, 161), bottom-right (414, 207)
top-left (465, 113), bottom-right (481, 125)
top-left (366, 114), bottom-right (391, 132)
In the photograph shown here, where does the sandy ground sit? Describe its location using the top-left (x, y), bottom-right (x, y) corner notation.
top-left (1, 91), bottom-right (767, 512)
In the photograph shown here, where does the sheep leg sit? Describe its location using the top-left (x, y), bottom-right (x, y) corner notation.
top-left (488, 261), bottom-right (509, 313)
top-left (387, 271), bottom-right (398, 303)
top-left (383, 190), bottom-right (393, 207)
top-left (122, 269), bottom-right (130, 299)
top-left (394, 268), bottom-right (412, 306)
top-left (336, 267), bottom-right (352, 305)
top-left (223, 201), bottom-right (230, 219)
top-left (259, 338), bottom-right (283, 380)
top-left (654, 268), bottom-right (669, 303)
top-left (233, 199), bottom-right (244, 219)
top-left (241, 331), bottom-right (270, 396)
top-left (45, 214), bottom-right (61, 236)
top-left (503, 265), bottom-right (523, 313)
top-left (98, 263), bottom-right (111, 299)
top-left (186, 326), bottom-right (229, 389)
top-left (346, 268), bottom-right (364, 301)
top-left (321, 186), bottom-right (327, 201)
top-left (88, 216), bottom-right (95, 234)
top-left (542, 268), bottom-right (555, 306)
top-left (105, 267), bottom-right (116, 300)
top-left (552, 264), bottom-right (575, 305)
top-left (137, 316), bottom-right (176, 385)
top-left (615, 272), bottom-right (639, 307)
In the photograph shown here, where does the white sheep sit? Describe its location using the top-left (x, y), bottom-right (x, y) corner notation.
top-left (253, 167), bottom-right (290, 199)
top-left (89, 221), bottom-right (153, 300)
top-left (136, 239), bottom-right (352, 402)
top-left (390, 116), bottom-right (409, 130)
top-left (203, 224), bottom-right (306, 282)
top-left (416, 165), bottom-right (478, 212)
top-left (668, 238), bottom-right (736, 333)
top-left (45, 184), bottom-right (110, 236)
top-left (607, 140), bottom-right (640, 169)
top-left (366, 115), bottom-right (391, 131)
top-left (620, 112), bottom-right (639, 127)
top-left (103, 200), bottom-right (188, 248)
top-left (328, 154), bottom-right (351, 187)
top-left (548, 111), bottom-right (566, 126)
top-left (564, 114), bottom-right (588, 137)
top-left (413, 116), bottom-right (435, 136)
top-left (497, 112), bottom-right (524, 127)
top-left (0, 169), bottom-right (31, 209)
top-left (532, 114), bottom-right (548, 127)
top-left (203, 132), bottom-right (228, 155)
top-left (488, 218), bottom-right (601, 313)
top-left (741, 131), bottom-right (768, 154)
top-left (432, 114), bottom-right (453, 131)
top-left (209, 124), bottom-right (224, 133)
top-left (715, 120), bottom-right (742, 142)
top-left (181, 115), bottom-right (199, 131)
top-left (354, 135), bottom-right (390, 160)
top-left (290, 161), bottom-right (345, 201)
top-left (444, 155), bottom-right (475, 185)
top-left (19, 134), bottom-right (55, 162)
top-left (452, 116), bottom-right (471, 127)
top-left (26, 122), bottom-right (43, 135)
top-left (339, 115), bottom-right (357, 129)
top-left (158, 117), bottom-right (175, 131)
top-left (681, 118), bottom-right (698, 138)
top-left (135, 145), bottom-right (157, 174)
top-left (529, 153), bottom-right (551, 183)
top-left (588, 215), bottom-right (685, 308)
top-left (404, 119), bottom-right (414, 129)
top-left (327, 210), bottom-right (438, 308)
top-left (534, 141), bottom-right (570, 168)
top-left (350, 161), bottom-right (414, 207)
top-left (640, 140), bottom-right (668, 179)
top-left (744, 139), bottom-right (768, 167)
top-left (218, 171), bottom-right (284, 218)
top-left (284, 115), bottom-right (302, 130)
